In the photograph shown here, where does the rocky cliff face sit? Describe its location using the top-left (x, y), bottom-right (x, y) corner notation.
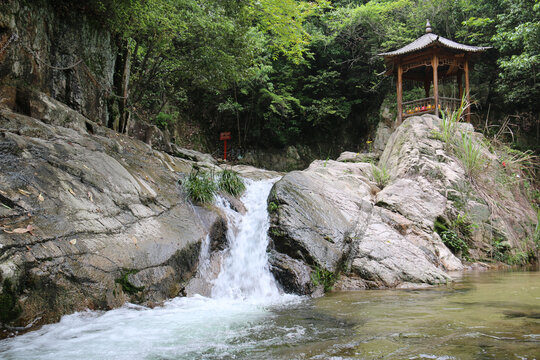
top-left (268, 115), bottom-right (537, 294)
top-left (0, 0), bottom-right (115, 124)
top-left (0, 91), bottom-right (225, 334)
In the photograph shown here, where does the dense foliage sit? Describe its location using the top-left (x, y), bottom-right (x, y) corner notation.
top-left (74, 0), bottom-right (539, 154)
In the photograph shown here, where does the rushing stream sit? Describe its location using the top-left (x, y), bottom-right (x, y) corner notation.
top-left (0, 179), bottom-right (538, 360)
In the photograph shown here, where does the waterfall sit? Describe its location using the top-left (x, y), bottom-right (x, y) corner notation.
top-left (210, 178), bottom-right (281, 302)
top-left (0, 178), bottom-right (302, 360)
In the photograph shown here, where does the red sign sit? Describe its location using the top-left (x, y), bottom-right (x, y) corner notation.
top-left (220, 132), bottom-right (231, 161)
top-left (220, 132), bottom-right (231, 140)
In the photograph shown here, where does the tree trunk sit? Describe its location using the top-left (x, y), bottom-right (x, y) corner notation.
top-left (120, 41), bottom-right (132, 134)
top-left (234, 85), bottom-right (242, 149)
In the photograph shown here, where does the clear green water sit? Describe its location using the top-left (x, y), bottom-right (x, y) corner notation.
top-left (265, 269), bottom-right (540, 360)
top-left (1, 270), bottom-right (538, 360)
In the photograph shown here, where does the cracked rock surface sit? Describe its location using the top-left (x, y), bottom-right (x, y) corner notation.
top-left (0, 94), bottom-right (222, 331)
top-left (268, 115), bottom-right (536, 293)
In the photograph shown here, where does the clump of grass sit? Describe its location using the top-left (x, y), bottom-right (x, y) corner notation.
top-left (182, 169), bottom-right (217, 204)
top-left (456, 132), bottom-right (486, 177)
top-left (434, 95), bottom-right (470, 146)
top-left (433, 97), bottom-right (487, 178)
top-left (218, 169), bottom-right (245, 197)
top-left (371, 163), bottom-right (390, 188)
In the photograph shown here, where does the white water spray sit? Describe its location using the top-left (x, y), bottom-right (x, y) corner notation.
top-left (211, 178), bottom-right (281, 301)
top-left (0, 178), bottom-right (300, 360)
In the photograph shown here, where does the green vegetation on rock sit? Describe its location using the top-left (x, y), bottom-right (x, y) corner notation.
top-left (183, 167), bottom-right (246, 203)
top-left (218, 169), bottom-right (246, 197)
top-left (115, 269), bottom-right (144, 295)
top-left (267, 201), bottom-right (279, 213)
top-left (434, 216), bottom-right (473, 259)
top-left (371, 163), bottom-right (391, 189)
top-left (182, 170), bottom-right (217, 204)
top-left (311, 266), bottom-right (337, 293)
top-left (0, 279), bottom-right (22, 323)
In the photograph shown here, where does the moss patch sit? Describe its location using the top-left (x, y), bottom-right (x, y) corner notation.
top-left (115, 269), bottom-right (144, 294)
top-left (0, 279), bottom-right (22, 323)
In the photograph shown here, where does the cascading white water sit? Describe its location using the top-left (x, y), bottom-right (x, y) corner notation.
top-left (211, 178), bottom-right (280, 301)
top-left (0, 177), bottom-right (300, 360)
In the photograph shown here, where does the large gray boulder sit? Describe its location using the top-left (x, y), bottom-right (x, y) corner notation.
top-left (268, 159), bottom-right (453, 291)
top-left (0, 101), bottom-right (223, 331)
top-left (268, 115), bottom-right (537, 293)
top-left (379, 115), bottom-right (536, 258)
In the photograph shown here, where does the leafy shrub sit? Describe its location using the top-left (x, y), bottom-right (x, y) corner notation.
top-left (491, 238), bottom-right (530, 265)
top-left (311, 266), bottom-right (337, 292)
top-left (434, 216), bottom-right (471, 258)
top-left (371, 163), bottom-right (390, 188)
top-left (182, 170), bottom-right (217, 204)
top-left (268, 201), bottom-right (279, 213)
top-left (218, 169), bottom-right (245, 197)
top-left (155, 112), bottom-right (177, 131)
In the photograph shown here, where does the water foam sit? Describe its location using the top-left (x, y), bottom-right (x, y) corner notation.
top-left (211, 178), bottom-right (281, 302)
top-left (0, 177), bottom-right (300, 359)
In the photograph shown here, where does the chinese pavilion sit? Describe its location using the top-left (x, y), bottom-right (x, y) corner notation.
top-left (379, 21), bottom-right (490, 124)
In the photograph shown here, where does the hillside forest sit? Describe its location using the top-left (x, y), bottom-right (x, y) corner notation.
top-left (51, 0), bottom-right (539, 155)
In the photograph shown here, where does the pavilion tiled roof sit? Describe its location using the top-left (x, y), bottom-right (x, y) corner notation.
top-left (379, 24), bottom-right (490, 57)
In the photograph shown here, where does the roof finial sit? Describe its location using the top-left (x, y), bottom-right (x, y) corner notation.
top-left (426, 20), bottom-right (432, 33)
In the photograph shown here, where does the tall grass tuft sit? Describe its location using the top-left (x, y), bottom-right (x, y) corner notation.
top-left (218, 169), bottom-right (246, 197)
top-left (456, 132), bottom-right (486, 177)
top-left (439, 96), bottom-right (469, 147)
top-left (371, 163), bottom-right (390, 188)
top-left (183, 170), bottom-right (217, 204)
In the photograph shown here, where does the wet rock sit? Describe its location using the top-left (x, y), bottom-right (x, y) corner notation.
top-left (0, 106), bottom-right (222, 331)
top-left (226, 164), bottom-right (282, 181)
top-left (238, 145), bottom-right (314, 172)
top-left (171, 144), bottom-right (217, 166)
top-left (219, 193), bottom-right (247, 215)
top-left (268, 250), bottom-right (314, 295)
top-left (209, 215), bottom-right (228, 252)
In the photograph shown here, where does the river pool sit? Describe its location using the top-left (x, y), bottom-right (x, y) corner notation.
top-left (1, 269), bottom-right (538, 360)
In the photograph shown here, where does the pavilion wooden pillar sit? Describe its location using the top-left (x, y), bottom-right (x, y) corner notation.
top-left (423, 78), bottom-right (431, 98)
top-left (432, 54), bottom-right (439, 117)
top-left (397, 63), bottom-right (403, 125)
top-left (457, 69), bottom-right (463, 100)
top-left (464, 58), bottom-right (471, 122)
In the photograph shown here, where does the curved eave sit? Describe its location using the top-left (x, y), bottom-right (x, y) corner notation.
top-left (378, 33), bottom-right (491, 58)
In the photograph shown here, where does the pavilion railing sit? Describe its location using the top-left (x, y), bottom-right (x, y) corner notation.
top-left (402, 96), bottom-right (460, 117)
